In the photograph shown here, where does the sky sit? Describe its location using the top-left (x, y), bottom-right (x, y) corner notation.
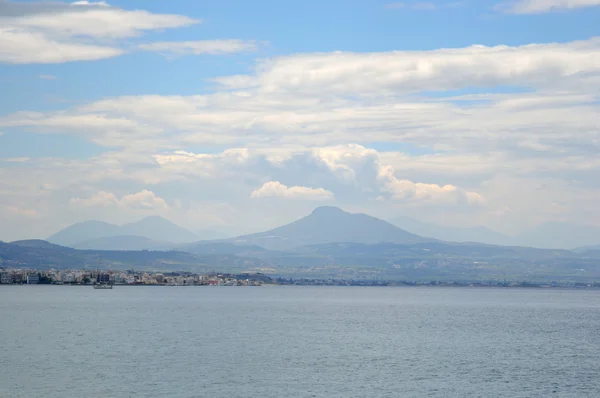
top-left (0, 0), bottom-right (599, 241)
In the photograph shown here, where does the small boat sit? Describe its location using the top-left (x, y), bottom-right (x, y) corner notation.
top-left (93, 283), bottom-right (114, 289)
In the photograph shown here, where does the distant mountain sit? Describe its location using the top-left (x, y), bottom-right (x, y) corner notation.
top-left (4, 237), bottom-right (600, 282)
top-left (47, 221), bottom-right (122, 247)
top-left (572, 244), bottom-right (600, 254)
top-left (72, 236), bottom-right (173, 251)
top-left (226, 206), bottom-right (433, 250)
top-left (120, 216), bottom-right (198, 243)
top-left (515, 222), bottom-right (600, 249)
top-left (391, 216), bottom-right (514, 246)
top-left (47, 216), bottom-right (198, 248)
top-left (9, 239), bottom-right (67, 250)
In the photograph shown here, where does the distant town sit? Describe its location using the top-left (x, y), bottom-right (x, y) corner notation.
top-left (1, 267), bottom-right (600, 289)
top-left (0, 268), bottom-right (269, 286)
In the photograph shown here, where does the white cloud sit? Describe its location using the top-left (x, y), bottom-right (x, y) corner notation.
top-left (70, 191), bottom-right (119, 207)
top-left (498, 0), bottom-right (600, 13)
top-left (138, 40), bottom-right (259, 56)
top-left (2, 35), bottom-right (600, 238)
top-left (5, 205), bottom-right (38, 218)
top-left (120, 189), bottom-right (168, 210)
top-left (218, 38), bottom-right (600, 95)
top-left (0, 27), bottom-right (124, 64)
top-left (0, 1), bottom-right (199, 64)
top-left (310, 144), bottom-right (485, 206)
top-left (71, 1), bottom-right (110, 7)
top-left (0, 1), bottom-right (258, 64)
top-left (39, 74), bottom-right (57, 80)
top-left (1, 157), bottom-right (32, 163)
top-left (150, 145), bottom-right (482, 207)
top-left (70, 189), bottom-right (168, 210)
top-left (379, 165), bottom-right (485, 206)
top-left (1, 2), bottom-right (198, 39)
top-left (7, 37), bottom-right (597, 151)
top-left (251, 181), bottom-right (335, 200)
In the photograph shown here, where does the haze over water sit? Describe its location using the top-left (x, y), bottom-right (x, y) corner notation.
top-left (1, 286), bottom-right (599, 397)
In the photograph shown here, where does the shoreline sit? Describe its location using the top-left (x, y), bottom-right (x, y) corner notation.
top-left (2, 283), bottom-right (599, 290)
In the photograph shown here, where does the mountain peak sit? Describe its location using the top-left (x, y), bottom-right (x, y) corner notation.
top-left (310, 206), bottom-right (347, 216)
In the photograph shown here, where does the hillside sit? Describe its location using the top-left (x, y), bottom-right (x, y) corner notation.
top-left (72, 236), bottom-right (173, 251)
top-left (0, 241), bottom-right (265, 272)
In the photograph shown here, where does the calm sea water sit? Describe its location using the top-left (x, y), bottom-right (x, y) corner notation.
top-left (1, 286), bottom-right (599, 398)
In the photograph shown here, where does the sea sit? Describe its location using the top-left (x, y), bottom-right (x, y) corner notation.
top-left (1, 286), bottom-right (599, 398)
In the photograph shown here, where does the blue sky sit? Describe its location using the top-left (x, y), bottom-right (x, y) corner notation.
top-left (0, 0), bottom-right (599, 242)
top-left (2, 0), bottom-right (599, 112)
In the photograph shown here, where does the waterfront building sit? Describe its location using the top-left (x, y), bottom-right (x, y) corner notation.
top-left (1, 272), bottom-right (13, 284)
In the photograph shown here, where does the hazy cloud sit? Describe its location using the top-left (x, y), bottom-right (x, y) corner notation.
top-left (120, 189), bottom-right (168, 210)
top-left (70, 189), bottom-right (168, 210)
top-left (0, 27), bottom-right (124, 63)
top-left (5, 205), bottom-right (38, 218)
top-left (0, 1), bottom-right (198, 39)
top-left (379, 165), bottom-right (485, 206)
top-left (69, 191), bottom-right (119, 207)
top-left (214, 38), bottom-right (600, 95)
top-left (138, 40), bottom-right (259, 56)
top-left (0, 0), bottom-right (198, 64)
top-left (251, 181), bottom-right (335, 200)
top-left (498, 0), bottom-right (600, 13)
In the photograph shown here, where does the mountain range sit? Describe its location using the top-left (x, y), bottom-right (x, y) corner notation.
top-left (1, 206), bottom-right (599, 282)
top-left (44, 207), bottom-right (600, 251)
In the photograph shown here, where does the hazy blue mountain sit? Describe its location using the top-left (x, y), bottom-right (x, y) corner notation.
top-left (4, 237), bottom-right (600, 281)
top-left (572, 244), bottom-right (600, 254)
top-left (516, 222), bottom-right (600, 249)
top-left (72, 235), bottom-right (174, 251)
top-left (391, 216), bottom-right (514, 246)
top-left (120, 216), bottom-right (198, 243)
top-left (47, 216), bottom-right (197, 248)
top-left (47, 221), bottom-right (122, 247)
top-left (9, 239), bottom-right (68, 250)
top-left (227, 206), bottom-right (433, 250)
